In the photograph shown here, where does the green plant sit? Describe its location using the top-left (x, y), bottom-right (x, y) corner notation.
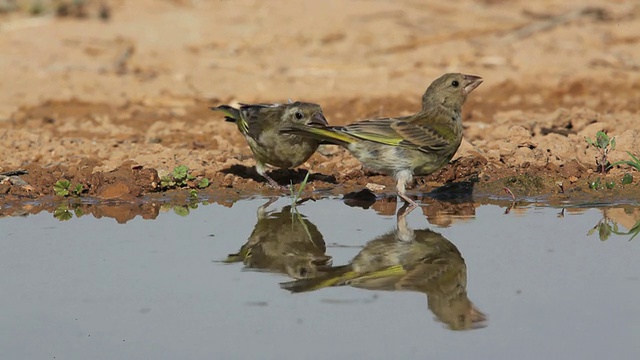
top-left (609, 151), bottom-right (640, 172)
top-left (197, 177), bottom-right (210, 189)
top-left (622, 173), bottom-right (633, 185)
top-left (159, 165), bottom-right (209, 190)
top-left (588, 177), bottom-right (601, 190)
top-left (585, 131), bottom-right (615, 174)
top-left (53, 180), bottom-right (84, 197)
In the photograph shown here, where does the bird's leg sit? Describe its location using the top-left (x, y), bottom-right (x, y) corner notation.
top-left (395, 170), bottom-right (419, 208)
top-left (263, 173), bottom-right (285, 189)
top-left (256, 162), bottom-right (286, 190)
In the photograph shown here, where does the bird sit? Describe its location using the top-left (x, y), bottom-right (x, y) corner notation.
top-left (280, 205), bottom-right (486, 330)
top-left (223, 198), bottom-right (332, 279)
top-left (211, 101), bottom-right (328, 188)
top-left (281, 73), bottom-right (482, 207)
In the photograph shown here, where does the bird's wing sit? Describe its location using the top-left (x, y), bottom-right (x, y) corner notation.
top-left (340, 118), bottom-right (406, 146)
top-left (390, 119), bottom-right (452, 152)
top-left (238, 104), bottom-right (284, 140)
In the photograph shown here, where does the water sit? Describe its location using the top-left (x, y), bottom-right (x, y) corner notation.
top-left (1, 198), bottom-right (639, 360)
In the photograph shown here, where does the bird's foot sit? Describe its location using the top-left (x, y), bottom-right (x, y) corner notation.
top-left (398, 192), bottom-right (419, 208)
top-left (262, 174), bottom-right (288, 190)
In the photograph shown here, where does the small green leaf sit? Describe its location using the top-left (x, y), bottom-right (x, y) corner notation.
top-left (610, 137), bottom-right (616, 150)
top-left (605, 181), bottom-right (615, 189)
top-left (54, 180), bottom-right (71, 196)
top-left (72, 184), bottom-right (83, 195)
top-left (622, 173), bottom-right (633, 185)
top-left (197, 178), bottom-right (210, 188)
top-left (189, 189), bottom-right (198, 198)
top-left (596, 131), bottom-right (609, 148)
top-left (172, 165), bottom-right (189, 180)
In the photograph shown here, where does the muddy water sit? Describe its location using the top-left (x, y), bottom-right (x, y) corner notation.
top-left (1, 198), bottom-right (639, 359)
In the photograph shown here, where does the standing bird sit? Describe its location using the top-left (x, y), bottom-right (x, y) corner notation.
top-left (211, 101), bottom-right (328, 188)
top-left (282, 73), bottom-right (482, 206)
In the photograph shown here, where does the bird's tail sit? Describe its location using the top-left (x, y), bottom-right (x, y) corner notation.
top-left (210, 105), bottom-right (240, 123)
top-left (280, 264), bottom-right (406, 293)
top-left (211, 105), bottom-right (249, 134)
top-left (280, 265), bottom-right (355, 293)
top-left (281, 124), bottom-right (354, 147)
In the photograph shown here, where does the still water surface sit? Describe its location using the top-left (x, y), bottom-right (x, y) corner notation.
top-left (1, 198), bottom-right (639, 359)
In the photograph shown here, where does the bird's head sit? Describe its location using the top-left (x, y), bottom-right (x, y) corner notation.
top-left (421, 73), bottom-right (483, 111)
top-left (284, 102), bottom-right (329, 126)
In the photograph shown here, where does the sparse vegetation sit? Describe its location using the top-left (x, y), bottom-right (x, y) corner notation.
top-left (589, 216), bottom-right (640, 242)
top-left (159, 165), bottom-right (210, 193)
top-left (585, 131), bottom-right (616, 174)
top-left (609, 151), bottom-right (640, 172)
top-left (53, 180), bottom-right (84, 197)
top-left (52, 203), bottom-right (84, 221)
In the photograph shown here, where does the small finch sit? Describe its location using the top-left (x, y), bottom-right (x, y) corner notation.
top-left (280, 208), bottom-right (485, 330)
top-left (281, 73), bottom-right (482, 207)
top-left (211, 101), bottom-right (328, 188)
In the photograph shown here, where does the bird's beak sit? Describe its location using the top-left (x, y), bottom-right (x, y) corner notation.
top-left (309, 112), bottom-right (329, 126)
top-left (462, 74), bottom-right (483, 95)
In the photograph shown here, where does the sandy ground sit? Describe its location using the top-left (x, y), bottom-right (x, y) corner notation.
top-left (1, 0), bottom-right (640, 218)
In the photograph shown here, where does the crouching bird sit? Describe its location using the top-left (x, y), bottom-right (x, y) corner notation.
top-left (281, 73), bottom-right (482, 207)
top-left (211, 101), bottom-right (328, 188)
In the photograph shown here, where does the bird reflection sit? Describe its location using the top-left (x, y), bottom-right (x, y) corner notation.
top-left (281, 205), bottom-right (486, 330)
top-left (225, 198), bottom-right (332, 279)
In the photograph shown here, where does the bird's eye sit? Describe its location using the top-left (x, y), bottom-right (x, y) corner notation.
top-left (294, 111), bottom-right (304, 120)
top-left (451, 80), bottom-right (459, 87)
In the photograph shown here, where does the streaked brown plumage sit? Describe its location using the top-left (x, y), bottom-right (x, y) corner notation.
top-left (282, 73), bottom-right (482, 206)
top-left (211, 101), bottom-right (328, 188)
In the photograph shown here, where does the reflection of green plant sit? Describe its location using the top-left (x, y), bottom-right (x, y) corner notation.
top-left (159, 165), bottom-right (209, 191)
top-left (161, 202), bottom-right (199, 217)
top-left (289, 172), bottom-right (310, 211)
top-left (52, 203), bottom-right (85, 221)
top-left (588, 216), bottom-right (640, 241)
top-left (54, 180), bottom-right (84, 197)
top-left (609, 151), bottom-right (640, 172)
top-left (612, 220), bottom-right (640, 241)
top-left (53, 204), bottom-right (74, 221)
top-left (586, 131), bottom-right (615, 174)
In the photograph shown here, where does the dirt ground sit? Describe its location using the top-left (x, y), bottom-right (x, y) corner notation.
top-left (1, 0), bottom-right (640, 220)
